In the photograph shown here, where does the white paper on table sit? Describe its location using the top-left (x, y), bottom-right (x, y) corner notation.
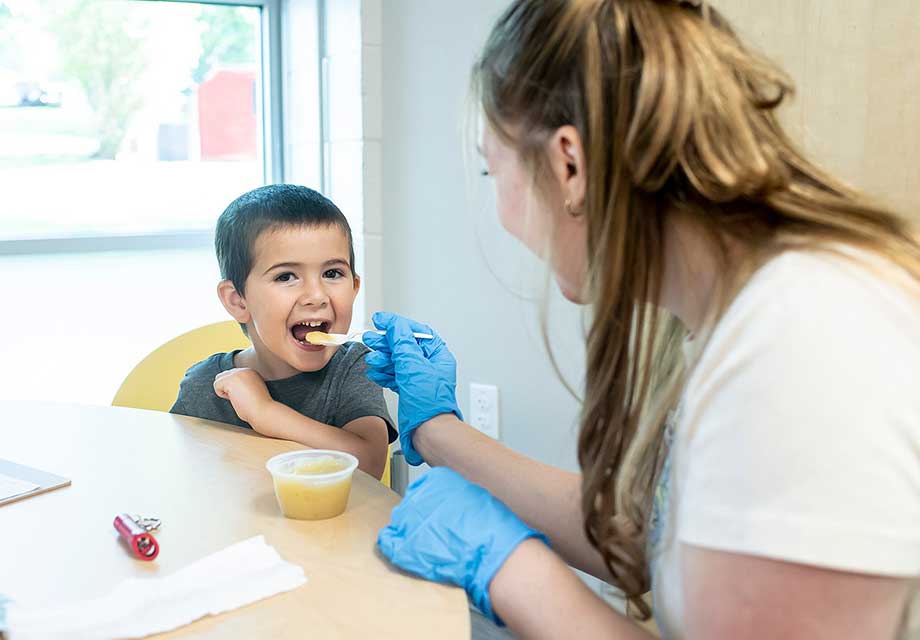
top-left (0, 474), bottom-right (38, 502)
top-left (5, 535), bottom-right (307, 640)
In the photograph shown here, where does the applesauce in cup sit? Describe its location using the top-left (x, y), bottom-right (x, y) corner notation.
top-left (266, 450), bottom-right (358, 520)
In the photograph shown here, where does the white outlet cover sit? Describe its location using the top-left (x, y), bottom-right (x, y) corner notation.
top-left (469, 383), bottom-right (500, 439)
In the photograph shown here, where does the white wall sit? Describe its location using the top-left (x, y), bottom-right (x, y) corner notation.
top-left (0, 248), bottom-right (227, 405)
top-left (380, 0), bottom-right (586, 471)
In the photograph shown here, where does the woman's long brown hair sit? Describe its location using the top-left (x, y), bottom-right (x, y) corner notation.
top-left (473, 0), bottom-right (920, 619)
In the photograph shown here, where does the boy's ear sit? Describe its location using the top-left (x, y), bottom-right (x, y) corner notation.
top-left (352, 274), bottom-right (361, 297)
top-left (217, 280), bottom-right (251, 324)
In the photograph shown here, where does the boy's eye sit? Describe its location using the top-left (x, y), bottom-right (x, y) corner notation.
top-left (323, 268), bottom-right (345, 279)
top-left (275, 272), bottom-right (296, 282)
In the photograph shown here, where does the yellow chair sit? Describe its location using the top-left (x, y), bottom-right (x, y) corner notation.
top-left (112, 320), bottom-right (250, 412)
top-left (112, 320), bottom-right (392, 487)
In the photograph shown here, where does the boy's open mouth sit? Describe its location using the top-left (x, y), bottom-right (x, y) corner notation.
top-left (291, 320), bottom-right (331, 344)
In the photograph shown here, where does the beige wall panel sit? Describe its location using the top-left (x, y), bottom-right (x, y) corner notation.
top-left (864, 2), bottom-right (920, 216)
top-left (715, 1), bottom-right (920, 218)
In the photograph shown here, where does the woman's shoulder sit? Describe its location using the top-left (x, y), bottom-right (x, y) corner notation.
top-left (712, 245), bottom-right (920, 351)
top-left (686, 243), bottom-right (920, 436)
top-left (755, 244), bottom-right (916, 302)
top-left (746, 244), bottom-right (916, 300)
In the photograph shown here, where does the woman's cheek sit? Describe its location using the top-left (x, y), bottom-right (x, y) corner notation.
top-left (495, 187), bottom-right (522, 238)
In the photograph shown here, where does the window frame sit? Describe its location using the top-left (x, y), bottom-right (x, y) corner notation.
top-left (0, 0), bottom-right (288, 256)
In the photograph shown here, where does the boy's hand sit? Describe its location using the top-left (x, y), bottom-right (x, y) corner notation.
top-left (213, 368), bottom-right (274, 428)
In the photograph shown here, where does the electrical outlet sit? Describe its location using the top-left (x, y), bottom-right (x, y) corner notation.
top-left (469, 383), bottom-right (500, 439)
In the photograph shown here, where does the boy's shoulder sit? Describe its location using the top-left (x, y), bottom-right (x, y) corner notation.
top-left (171, 351), bottom-right (243, 419)
top-left (332, 341), bottom-right (371, 371)
top-left (182, 351), bottom-right (238, 382)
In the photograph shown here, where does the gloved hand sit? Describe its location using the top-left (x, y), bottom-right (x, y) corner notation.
top-left (363, 312), bottom-right (462, 465)
top-left (377, 467), bottom-right (549, 625)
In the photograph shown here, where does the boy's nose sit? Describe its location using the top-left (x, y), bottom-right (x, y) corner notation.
top-left (297, 285), bottom-right (329, 307)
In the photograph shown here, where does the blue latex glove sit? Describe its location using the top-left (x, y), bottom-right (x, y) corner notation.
top-left (378, 467), bottom-right (549, 625)
top-left (363, 312), bottom-right (462, 465)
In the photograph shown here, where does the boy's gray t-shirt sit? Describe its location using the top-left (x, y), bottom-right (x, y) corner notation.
top-left (170, 342), bottom-right (397, 443)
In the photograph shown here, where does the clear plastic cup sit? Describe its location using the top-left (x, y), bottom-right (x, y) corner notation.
top-left (265, 450), bottom-right (358, 520)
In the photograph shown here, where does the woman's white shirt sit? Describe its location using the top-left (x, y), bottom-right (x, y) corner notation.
top-left (650, 247), bottom-right (920, 639)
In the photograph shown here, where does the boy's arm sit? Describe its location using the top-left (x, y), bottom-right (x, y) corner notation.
top-left (213, 367), bottom-right (388, 478)
top-left (253, 403), bottom-right (389, 479)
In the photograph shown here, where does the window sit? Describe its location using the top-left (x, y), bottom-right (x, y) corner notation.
top-left (0, 0), bottom-right (281, 245)
top-left (0, 0), bottom-right (295, 406)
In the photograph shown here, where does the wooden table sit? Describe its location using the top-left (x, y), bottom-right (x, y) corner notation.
top-left (0, 403), bottom-right (469, 639)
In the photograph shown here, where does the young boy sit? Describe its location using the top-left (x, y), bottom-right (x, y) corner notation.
top-left (170, 184), bottom-right (396, 479)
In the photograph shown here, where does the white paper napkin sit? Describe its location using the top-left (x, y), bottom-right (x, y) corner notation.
top-left (5, 535), bottom-right (306, 640)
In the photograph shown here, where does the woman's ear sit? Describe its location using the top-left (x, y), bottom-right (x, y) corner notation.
top-left (547, 125), bottom-right (587, 213)
top-left (217, 280), bottom-right (251, 324)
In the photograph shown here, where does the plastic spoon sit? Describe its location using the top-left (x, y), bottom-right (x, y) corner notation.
top-left (305, 330), bottom-right (433, 346)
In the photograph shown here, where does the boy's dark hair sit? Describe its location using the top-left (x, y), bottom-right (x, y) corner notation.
top-left (215, 184), bottom-right (357, 296)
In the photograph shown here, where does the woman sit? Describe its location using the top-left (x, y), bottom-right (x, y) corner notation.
top-left (364, 0), bottom-right (920, 637)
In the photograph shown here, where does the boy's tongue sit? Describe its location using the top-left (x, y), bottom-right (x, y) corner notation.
top-left (292, 324), bottom-right (311, 342)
